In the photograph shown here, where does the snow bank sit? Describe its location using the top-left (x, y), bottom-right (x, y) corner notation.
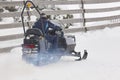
top-left (0, 27), bottom-right (120, 80)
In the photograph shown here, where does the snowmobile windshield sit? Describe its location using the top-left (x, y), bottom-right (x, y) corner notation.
top-left (50, 20), bottom-right (63, 30)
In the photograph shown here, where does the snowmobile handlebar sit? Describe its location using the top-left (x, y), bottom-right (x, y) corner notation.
top-left (21, 1), bottom-right (41, 35)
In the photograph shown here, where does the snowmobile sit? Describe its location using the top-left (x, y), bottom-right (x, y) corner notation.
top-left (21, 1), bottom-right (88, 66)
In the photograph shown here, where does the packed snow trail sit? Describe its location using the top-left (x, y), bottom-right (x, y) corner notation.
top-left (0, 27), bottom-right (120, 80)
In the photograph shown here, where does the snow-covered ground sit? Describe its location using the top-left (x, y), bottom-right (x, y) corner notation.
top-left (0, 1), bottom-right (120, 80)
top-left (0, 27), bottom-right (120, 80)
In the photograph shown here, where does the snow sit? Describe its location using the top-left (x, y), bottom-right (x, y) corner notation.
top-left (0, 1), bottom-right (120, 80)
top-left (0, 38), bottom-right (22, 48)
top-left (0, 27), bottom-right (120, 80)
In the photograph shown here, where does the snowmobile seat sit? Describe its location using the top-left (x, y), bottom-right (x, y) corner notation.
top-left (25, 28), bottom-right (42, 37)
top-left (23, 36), bottom-right (39, 44)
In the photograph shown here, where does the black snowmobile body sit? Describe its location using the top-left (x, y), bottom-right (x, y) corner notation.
top-left (21, 1), bottom-right (88, 66)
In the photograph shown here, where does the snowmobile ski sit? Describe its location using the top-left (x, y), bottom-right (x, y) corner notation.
top-left (75, 50), bottom-right (88, 61)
